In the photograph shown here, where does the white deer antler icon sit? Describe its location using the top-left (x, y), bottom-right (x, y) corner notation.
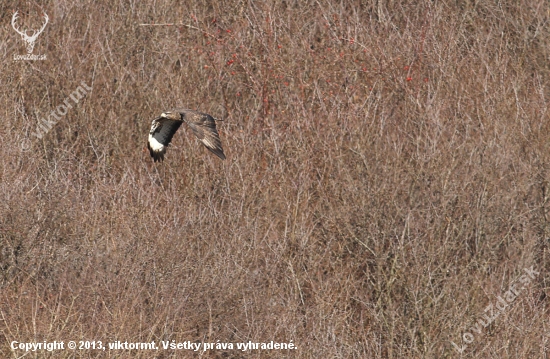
top-left (12, 11), bottom-right (49, 54)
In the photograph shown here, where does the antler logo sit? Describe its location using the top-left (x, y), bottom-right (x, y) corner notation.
top-left (12, 11), bottom-right (49, 54)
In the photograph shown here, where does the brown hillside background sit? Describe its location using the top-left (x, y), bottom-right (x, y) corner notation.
top-left (1, 0), bottom-right (549, 358)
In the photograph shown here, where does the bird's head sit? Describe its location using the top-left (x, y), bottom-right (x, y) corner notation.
top-left (160, 111), bottom-right (181, 121)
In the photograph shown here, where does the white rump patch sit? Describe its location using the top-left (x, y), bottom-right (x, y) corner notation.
top-left (148, 134), bottom-right (165, 152)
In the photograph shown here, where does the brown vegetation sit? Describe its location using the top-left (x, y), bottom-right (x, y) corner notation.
top-left (1, 0), bottom-right (549, 357)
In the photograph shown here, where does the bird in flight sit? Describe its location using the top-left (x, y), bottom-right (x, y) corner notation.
top-left (147, 109), bottom-right (226, 162)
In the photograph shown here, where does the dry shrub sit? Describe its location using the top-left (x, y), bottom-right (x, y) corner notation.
top-left (1, 0), bottom-right (549, 358)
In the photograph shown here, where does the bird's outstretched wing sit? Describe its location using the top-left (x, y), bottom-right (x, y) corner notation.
top-left (184, 113), bottom-right (226, 160)
top-left (147, 117), bottom-right (183, 162)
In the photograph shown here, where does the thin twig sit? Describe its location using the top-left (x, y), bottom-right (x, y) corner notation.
top-left (139, 23), bottom-right (215, 38)
top-left (138, 23), bottom-right (200, 31)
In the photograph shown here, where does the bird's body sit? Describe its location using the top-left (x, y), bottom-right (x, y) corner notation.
top-left (147, 109), bottom-right (226, 162)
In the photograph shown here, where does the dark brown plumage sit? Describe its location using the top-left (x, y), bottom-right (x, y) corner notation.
top-left (147, 109), bottom-right (226, 162)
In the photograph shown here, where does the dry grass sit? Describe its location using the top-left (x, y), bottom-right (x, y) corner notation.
top-left (1, 0), bottom-right (549, 357)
